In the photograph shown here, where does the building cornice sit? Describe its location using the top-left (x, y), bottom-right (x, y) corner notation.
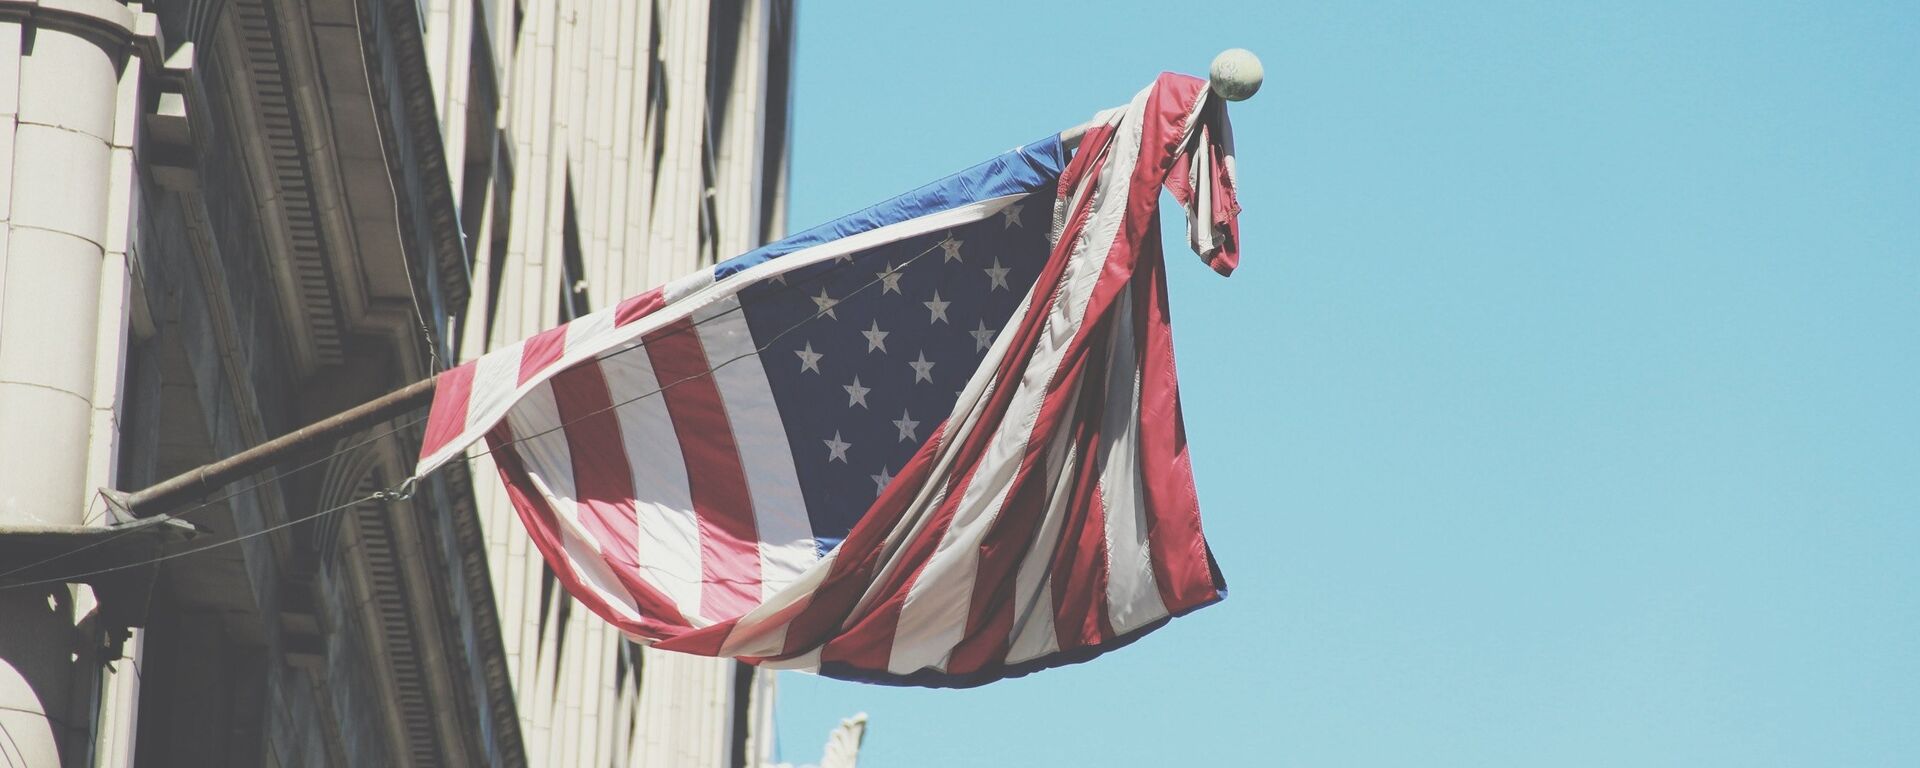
top-left (347, 0), bottom-right (471, 330)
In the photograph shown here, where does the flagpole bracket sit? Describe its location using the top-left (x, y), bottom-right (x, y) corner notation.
top-left (374, 476), bottom-right (419, 503)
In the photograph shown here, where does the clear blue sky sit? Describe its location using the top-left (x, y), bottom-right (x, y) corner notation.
top-left (772, 2), bottom-right (1919, 765)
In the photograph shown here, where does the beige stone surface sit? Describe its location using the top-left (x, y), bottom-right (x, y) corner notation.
top-left (16, 24), bottom-right (117, 140)
top-left (0, 7), bottom-right (149, 765)
top-left (10, 124), bottom-right (111, 247)
top-left (0, 225), bottom-right (102, 403)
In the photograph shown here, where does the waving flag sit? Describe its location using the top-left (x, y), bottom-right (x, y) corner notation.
top-left (415, 72), bottom-right (1241, 687)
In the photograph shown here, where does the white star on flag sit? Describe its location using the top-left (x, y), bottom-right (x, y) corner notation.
top-left (938, 235), bottom-right (964, 262)
top-left (862, 320), bottom-right (889, 353)
top-left (823, 431), bottom-right (850, 463)
top-left (843, 376), bottom-right (871, 408)
top-left (922, 291), bottom-right (951, 324)
top-left (795, 342), bottom-right (823, 373)
top-left (812, 288), bottom-right (839, 319)
top-left (908, 351), bottom-right (936, 384)
top-left (970, 320), bottom-right (996, 352)
top-left (870, 466), bottom-right (894, 495)
top-left (877, 263), bottom-right (905, 295)
top-left (892, 410), bottom-right (920, 442)
top-left (984, 259), bottom-right (1011, 291)
top-left (1001, 202), bottom-right (1023, 228)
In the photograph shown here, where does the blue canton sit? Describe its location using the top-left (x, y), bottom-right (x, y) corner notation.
top-left (738, 201), bottom-right (1053, 553)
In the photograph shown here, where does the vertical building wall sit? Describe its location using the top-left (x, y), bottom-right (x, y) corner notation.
top-left (0, 4), bottom-right (170, 765)
top-left (422, 1), bottom-right (794, 765)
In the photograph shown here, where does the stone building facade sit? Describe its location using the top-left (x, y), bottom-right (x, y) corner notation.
top-left (0, 0), bottom-right (794, 765)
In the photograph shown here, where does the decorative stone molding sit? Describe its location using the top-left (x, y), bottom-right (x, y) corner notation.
top-left (0, 0), bottom-right (193, 100)
top-left (0, 0), bottom-right (150, 50)
top-left (144, 43), bottom-right (199, 188)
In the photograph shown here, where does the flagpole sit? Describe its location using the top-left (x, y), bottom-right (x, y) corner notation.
top-left (110, 377), bottom-right (438, 518)
top-left (112, 50), bottom-right (1263, 521)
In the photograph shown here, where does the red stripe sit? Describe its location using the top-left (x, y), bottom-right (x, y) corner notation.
top-left (1050, 478), bottom-right (1115, 652)
top-left (419, 361), bottom-right (476, 461)
top-left (548, 360), bottom-right (696, 627)
top-left (485, 423), bottom-right (685, 639)
top-left (518, 325), bottom-right (569, 384)
top-left (644, 319), bottom-right (762, 620)
top-left (614, 286), bottom-right (667, 327)
top-left (1134, 220), bottom-right (1221, 612)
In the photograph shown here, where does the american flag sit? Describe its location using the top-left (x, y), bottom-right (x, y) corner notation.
top-left (415, 72), bottom-right (1240, 687)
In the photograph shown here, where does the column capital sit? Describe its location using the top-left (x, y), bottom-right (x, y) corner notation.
top-left (0, 0), bottom-right (157, 54)
top-left (0, 0), bottom-right (192, 112)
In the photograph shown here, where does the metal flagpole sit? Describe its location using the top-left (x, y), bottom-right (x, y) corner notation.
top-left (115, 377), bottom-right (438, 518)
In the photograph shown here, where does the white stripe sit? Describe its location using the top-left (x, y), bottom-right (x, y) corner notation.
top-left (505, 383), bottom-right (641, 620)
top-left (1096, 290), bottom-right (1168, 635)
top-left (887, 86), bottom-right (1153, 675)
top-left (1188, 129), bottom-right (1218, 257)
top-left (844, 473), bottom-right (956, 624)
top-left (886, 472), bottom-right (1017, 674)
top-left (564, 304), bottom-right (618, 353)
top-left (723, 193), bottom-right (1027, 289)
top-left (662, 268), bottom-right (716, 304)
top-left (1003, 440), bottom-right (1082, 664)
top-left (1004, 576), bottom-right (1060, 665)
top-left (598, 346), bottom-right (708, 622)
top-left (465, 339), bottom-right (527, 434)
top-left (693, 298), bottom-right (821, 599)
top-left (413, 193), bottom-right (1030, 479)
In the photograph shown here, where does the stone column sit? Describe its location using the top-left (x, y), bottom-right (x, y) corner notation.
top-left (0, 2), bottom-right (157, 765)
